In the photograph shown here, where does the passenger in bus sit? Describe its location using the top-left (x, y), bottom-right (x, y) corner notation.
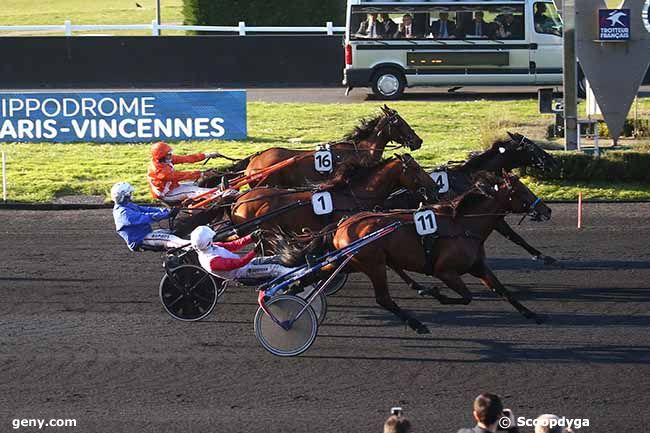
top-left (430, 12), bottom-right (456, 39)
top-left (356, 13), bottom-right (384, 38)
top-left (500, 13), bottom-right (523, 39)
top-left (396, 14), bottom-right (424, 39)
top-left (379, 13), bottom-right (398, 39)
top-left (464, 11), bottom-right (490, 38)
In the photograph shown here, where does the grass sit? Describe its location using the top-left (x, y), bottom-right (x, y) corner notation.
top-left (1, 99), bottom-right (650, 203)
top-left (0, 0), bottom-right (185, 35)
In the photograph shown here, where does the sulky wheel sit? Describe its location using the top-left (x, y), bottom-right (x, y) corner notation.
top-left (254, 295), bottom-right (318, 357)
top-left (318, 272), bottom-right (348, 297)
top-left (159, 265), bottom-right (220, 322)
top-left (294, 285), bottom-right (328, 324)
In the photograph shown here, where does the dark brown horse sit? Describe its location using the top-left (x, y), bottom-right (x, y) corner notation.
top-left (213, 106), bottom-right (423, 189)
top-left (228, 154), bottom-right (438, 236)
top-left (385, 132), bottom-right (559, 264)
top-left (272, 172), bottom-right (551, 333)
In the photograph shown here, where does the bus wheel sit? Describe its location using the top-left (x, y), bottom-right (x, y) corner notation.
top-left (371, 68), bottom-right (405, 100)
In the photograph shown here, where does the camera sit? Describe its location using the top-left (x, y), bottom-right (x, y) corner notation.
top-left (391, 407), bottom-right (403, 416)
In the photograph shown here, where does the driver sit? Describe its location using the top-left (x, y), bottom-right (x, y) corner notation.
top-left (147, 141), bottom-right (222, 202)
top-left (111, 181), bottom-right (185, 251)
top-left (190, 226), bottom-right (296, 281)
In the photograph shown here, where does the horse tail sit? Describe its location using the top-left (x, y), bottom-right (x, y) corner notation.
top-left (267, 224), bottom-right (337, 268)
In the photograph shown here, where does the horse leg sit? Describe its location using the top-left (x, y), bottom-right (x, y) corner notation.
top-left (433, 272), bottom-right (473, 305)
top-left (469, 261), bottom-right (545, 324)
top-left (356, 258), bottom-right (430, 334)
top-left (495, 220), bottom-right (557, 265)
top-left (392, 267), bottom-right (441, 298)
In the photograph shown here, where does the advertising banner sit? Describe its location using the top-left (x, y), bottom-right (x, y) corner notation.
top-left (0, 90), bottom-right (247, 143)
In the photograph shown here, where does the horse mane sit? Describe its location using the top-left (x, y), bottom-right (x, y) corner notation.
top-left (458, 137), bottom-right (513, 172)
top-left (445, 171), bottom-right (499, 217)
top-left (343, 113), bottom-right (383, 142)
top-left (316, 157), bottom-right (394, 191)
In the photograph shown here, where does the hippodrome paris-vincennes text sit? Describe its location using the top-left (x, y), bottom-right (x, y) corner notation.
top-left (0, 96), bottom-right (226, 140)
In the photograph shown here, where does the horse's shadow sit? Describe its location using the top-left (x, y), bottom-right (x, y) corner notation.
top-left (485, 257), bottom-right (650, 271)
top-left (305, 335), bottom-right (650, 365)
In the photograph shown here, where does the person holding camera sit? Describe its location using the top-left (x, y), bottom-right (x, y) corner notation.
top-left (456, 393), bottom-right (519, 433)
top-left (384, 407), bottom-right (411, 433)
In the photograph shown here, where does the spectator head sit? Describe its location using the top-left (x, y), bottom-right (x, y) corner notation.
top-left (384, 414), bottom-right (411, 433)
top-left (535, 414), bottom-right (573, 433)
top-left (475, 11), bottom-right (484, 20)
top-left (403, 14), bottom-right (413, 26)
top-left (472, 393), bottom-right (504, 428)
top-left (535, 3), bottom-right (547, 15)
top-left (380, 13), bottom-right (391, 21)
top-left (439, 12), bottom-right (449, 21)
top-left (367, 13), bottom-right (378, 21)
top-left (504, 13), bottom-right (515, 24)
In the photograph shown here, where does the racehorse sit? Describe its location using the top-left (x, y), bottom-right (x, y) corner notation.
top-left (228, 154), bottom-right (438, 236)
top-left (201, 106), bottom-right (423, 189)
top-left (271, 171), bottom-right (551, 334)
top-left (385, 132), bottom-right (559, 264)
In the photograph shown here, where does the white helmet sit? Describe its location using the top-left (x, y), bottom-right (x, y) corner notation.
top-left (191, 226), bottom-right (216, 251)
top-left (111, 182), bottom-right (134, 204)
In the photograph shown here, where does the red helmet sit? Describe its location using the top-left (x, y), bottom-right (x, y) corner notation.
top-left (151, 141), bottom-right (172, 160)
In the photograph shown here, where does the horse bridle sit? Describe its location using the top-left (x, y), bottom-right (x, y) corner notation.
top-left (399, 155), bottom-right (436, 203)
top-left (502, 171), bottom-right (544, 223)
top-left (380, 111), bottom-right (419, 150)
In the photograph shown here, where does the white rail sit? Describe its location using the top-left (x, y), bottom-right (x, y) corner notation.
top-left (0, 21), bottom-right (346, 36)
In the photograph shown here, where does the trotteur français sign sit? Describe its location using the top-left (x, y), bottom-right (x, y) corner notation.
top-left (598, 8), bottom-right (631, 40)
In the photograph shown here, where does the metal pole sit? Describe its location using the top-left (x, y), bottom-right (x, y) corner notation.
top-left (156, 0), bottom-right (162, 36)
top-left (2, 151), bottom-right (7, 202)
top-left (562, 0), bottom-right (578, 150)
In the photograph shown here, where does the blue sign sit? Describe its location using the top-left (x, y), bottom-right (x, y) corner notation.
top-left (599, 9), bottom-right (631, 40)
top-left (0, 90), bottom-right (247, 143)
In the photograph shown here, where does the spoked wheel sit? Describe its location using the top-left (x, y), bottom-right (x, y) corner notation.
top-left (254, 295), bottom-right (318, 357)
top-left (159, 265), bottom-right (220, 321)
top-left (294, 285), bottom-right (328, 324)
top-left (318, 272), bottom-right (348, 296)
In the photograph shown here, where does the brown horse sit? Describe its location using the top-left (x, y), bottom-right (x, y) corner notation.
top-left (272, 172), bottom-right (551, 333)
top-left (228, 154), bottom-right (438, 236)
top-left (228, 106), bottom-right (423, 189)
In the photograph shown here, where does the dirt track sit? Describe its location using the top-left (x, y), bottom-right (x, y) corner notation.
top-left (1, 204), bottom-right (649, 433)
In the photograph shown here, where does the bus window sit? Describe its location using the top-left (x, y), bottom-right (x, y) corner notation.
top-left (349, 5), bottom-right (525, 41)
top-left (534, 2), bottom-right (562, 36)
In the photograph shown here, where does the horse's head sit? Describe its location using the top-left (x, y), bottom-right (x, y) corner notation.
top-left (395, 153), bottom-right (439, 203)
top-left (377, 105), bottom-right (423, 151)
top-left (504, 132), bottom-right (559, 171)
top-left (492, 171), bottom-right (552, 221)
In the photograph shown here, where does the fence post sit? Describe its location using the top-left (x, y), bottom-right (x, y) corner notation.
top-left (152, 20), bottom-right (159, 36)
top-left (238, 21), bottom-right (246, 36)
top-left (64, 20), bottom-right (72, 36)
top-left (326, 21), bottom-right (333, 35)
top-left (2, 151), bottom-right (7, 203)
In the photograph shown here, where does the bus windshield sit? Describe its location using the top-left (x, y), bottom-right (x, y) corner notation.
top-left (349, 4), bottom-right (526, 40)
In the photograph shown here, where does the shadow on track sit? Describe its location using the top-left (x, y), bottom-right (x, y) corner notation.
top-left (307, 335), bottom-right (650, 364)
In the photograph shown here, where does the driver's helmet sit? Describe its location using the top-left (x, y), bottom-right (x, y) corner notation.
top-left (111, 182), bottom-right (134, 204)
top-left (191, 226), bottom-right (216, 251)
top-left (151, 141), bottom-right (172, 161)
